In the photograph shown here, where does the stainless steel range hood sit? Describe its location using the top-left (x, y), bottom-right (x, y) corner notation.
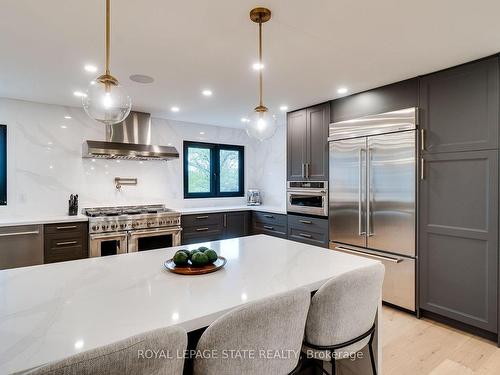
top-left (83, 111), bottom-right (179, 161)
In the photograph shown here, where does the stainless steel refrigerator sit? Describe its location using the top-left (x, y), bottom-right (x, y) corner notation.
top-left (329, 107), bottom-right (417, 312)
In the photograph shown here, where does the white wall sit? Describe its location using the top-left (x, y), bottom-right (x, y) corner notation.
top-left (0, 98), bottom-right (286, 217)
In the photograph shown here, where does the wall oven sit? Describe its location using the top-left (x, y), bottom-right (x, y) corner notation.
top-left (287, 181), bottom-right (328, 217)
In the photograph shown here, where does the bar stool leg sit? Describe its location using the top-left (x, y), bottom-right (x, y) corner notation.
top-left (368, 335), bottom-right (377, 375)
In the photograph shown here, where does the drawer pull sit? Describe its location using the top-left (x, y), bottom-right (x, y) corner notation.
top-left (264, 214), bottom-right (274, 219)
top-left (196, 227), bottom-right (209, 232)
top-left (0, 230), bottom-right (39, 237)
top-left (263, 225), bottom-right (274, 231)
top-left (56, 225), bottom-right (77, 230)
top-left (56, 241), bottom-right (78, 246)
top-left (195, 216), bottom-right (208, 220)
top-left (299, 233), bottom-right (312, 238)
top-left (299, 220), bottom-right (312, 224)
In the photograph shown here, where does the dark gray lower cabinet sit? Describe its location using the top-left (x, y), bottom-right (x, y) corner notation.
top-left (251, 211), bottom-right (288, 239)
top-left (222, 211), bottom-right (250, 239)
top-left (44, 222), bottom-right (89, 264)
top-left (182, 211), bottom-right (250, 245)
top-left (419, 150), bottom-right (498, 333)
top-left (287, 214), bottom-right (328, 248)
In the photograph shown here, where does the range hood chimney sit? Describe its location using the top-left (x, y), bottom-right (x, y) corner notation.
top-left (83, 111), bottom-right (179, 161)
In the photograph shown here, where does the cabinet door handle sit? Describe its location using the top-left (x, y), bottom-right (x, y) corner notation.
top-left (264, 214), bottom-right (274, 219)
top-left (420, 157), bottom-right (425, 180)
top-left (0, 230), bottom-right (39, 237)
top-left (195, 216), bottom-right (208, 220)
top-left (420, 129), bottom-right (426, 152)
top-left (56, 241), bottom-right (77, 246)
top-left (263, 225), bottom-right (274, 230)
top-left (301, 163), bottom-right (305, 178)
top-left (299, 220), bottom-right (312, 224)
top-left (223, 214), bottom-right (227, 228)
top-left (306, 163), bottom-right (310, 178)
top-left (196, 227), bottom-right (209, 232)
top-left (56, 225), bottom-right (77, 230)
top-left (299, 233), bottom-right (312, 238)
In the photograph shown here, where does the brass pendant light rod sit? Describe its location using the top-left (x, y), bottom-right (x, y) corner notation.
top-left (258, 20), bottom-right (263, 108)
top-left (250, 7), bottom-right (271, 112)
top-left (97, 0), bottom-right (118, 86)
top-left (105, 0), bottom-right (110, 75)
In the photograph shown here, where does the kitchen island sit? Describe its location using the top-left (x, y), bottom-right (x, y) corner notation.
top-left (0, 235), bottom-right (381, 374)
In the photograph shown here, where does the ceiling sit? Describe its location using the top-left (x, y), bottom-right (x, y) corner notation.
top-left (1, 0), bottom-right (500, 128)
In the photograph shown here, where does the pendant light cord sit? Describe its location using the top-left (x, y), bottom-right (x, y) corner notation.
top-left (105, 0), bottom-right (110, 75)
top-left (258, 19), bottom-right (263, 107)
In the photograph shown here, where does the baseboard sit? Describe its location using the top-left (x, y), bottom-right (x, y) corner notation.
top-left (420, 309), bottom-right (497, 343)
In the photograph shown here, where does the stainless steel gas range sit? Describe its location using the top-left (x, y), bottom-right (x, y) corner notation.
top-left (84, 205), bottom-right (181, 257)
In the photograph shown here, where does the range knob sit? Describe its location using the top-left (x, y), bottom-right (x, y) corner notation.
top-left (92, 225), bottom-right (99, 231)
top-left (110, 224), bottom-right (117, 230)
top-left (120, 223), bottom-right (126, 229)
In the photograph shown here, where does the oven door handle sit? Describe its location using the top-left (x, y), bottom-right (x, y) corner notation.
top-left (128, 227), bottom-right (182, 238)
top-left (90, 232), bottom-right (128, 240)
top-left (288, 189), bottom-right (327, 195)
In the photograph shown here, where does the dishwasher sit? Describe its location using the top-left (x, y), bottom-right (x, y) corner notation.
top-left (0, 224), bottom-right (44, 270)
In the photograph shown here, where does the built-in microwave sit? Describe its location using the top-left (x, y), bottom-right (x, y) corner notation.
top-left (286, 181), bottom-right (328, 217)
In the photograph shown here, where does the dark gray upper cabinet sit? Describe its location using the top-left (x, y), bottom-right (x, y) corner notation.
top-left (306, 104), bottom-right (330, 180)
top-left (287, 103), bottom-right (329, 181)
top-left (419, 150), bottom-right (498, 333)
top-left (419, 56), bottom-right (499, 153)
top-left (287, 109), bottom-right (307, 181)
top-left (331, 78), bottom-right (418, 123)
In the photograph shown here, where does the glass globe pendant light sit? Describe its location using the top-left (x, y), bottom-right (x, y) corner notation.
top-left (246, 7), bottom-right (277, 141)
top-left (83, 0), bottom-right (131, 125)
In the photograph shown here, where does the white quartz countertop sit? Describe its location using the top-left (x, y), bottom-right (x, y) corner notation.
top-left (177, 205), bottom-right (287, 215)
top-left (0, 214), bottom-right (88, 227)
top-left (0, 206), bottom-right (286, 228)
top-left (0, 235), bottom-right (377, 374)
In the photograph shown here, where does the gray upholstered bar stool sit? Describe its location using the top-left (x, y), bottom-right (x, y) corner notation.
top-left (302, 263), bottom-right (385, 375)
top-left (27, 326), bottom-right (187, 375)
top-left (193, 288), bottom-right (311, 375)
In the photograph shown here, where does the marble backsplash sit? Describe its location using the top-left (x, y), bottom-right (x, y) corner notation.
top-left (0, 98), bottom-right (286, 217)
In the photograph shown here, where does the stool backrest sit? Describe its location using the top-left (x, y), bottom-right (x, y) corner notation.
top-left (305, 263), bottom-right (385, 347)
top-left (27, 326), bottom-right (187, 375)
top-left (194, 287), bottom-right (311, 375)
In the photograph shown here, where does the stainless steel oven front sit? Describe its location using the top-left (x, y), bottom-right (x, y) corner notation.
top-left (89, 232), bottom-right (128, 257)
top-left (287, 181), bottom-right (328, 217)
top-left (128, 227), bottom-right (182, 252)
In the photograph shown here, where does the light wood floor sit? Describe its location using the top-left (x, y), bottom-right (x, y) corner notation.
top-left (382, 306), bottom-right (500, 375)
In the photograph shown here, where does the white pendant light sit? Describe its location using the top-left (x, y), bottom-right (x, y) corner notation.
top-left (83, 0), bottom-right (131, 125)
top-left (246, 7), bottom-right (277, 141)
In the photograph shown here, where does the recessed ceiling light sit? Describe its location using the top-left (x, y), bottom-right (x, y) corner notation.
top-left (252, 62), bottom-right (264, 70)
top-left (171, 106), bottom-right (180, 112)
top-left (60, 125), bottom-right (67, 129)
top-left (337, 87), bottom-right (348, 94)
top-left (64, 116), bottom-right (72, 119)
top-left (241, 117), bottom-right (250, 123)
top-left (202, 89), bottom-right (213, 97)
top-left (84, 65), bottom-right (97, 73)
top-left (199, 131), bottom-right (205, 135)
top-left (129, 74), bottom-right (154, 84)
top-left (279, 105), bottom-right (288, 111)
top-left (73, 91), bottom-right (87, 98)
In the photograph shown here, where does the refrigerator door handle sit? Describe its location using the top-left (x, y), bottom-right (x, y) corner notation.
top-left (366, 148), bottom-right (373, 237)
top-left (358, 148), bottom-right (366, 236)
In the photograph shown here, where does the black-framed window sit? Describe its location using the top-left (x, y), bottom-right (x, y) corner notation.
top-left (0, 125), bottom-right (6, 205)
top-left (184, 141), bottom-right (244, 198)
